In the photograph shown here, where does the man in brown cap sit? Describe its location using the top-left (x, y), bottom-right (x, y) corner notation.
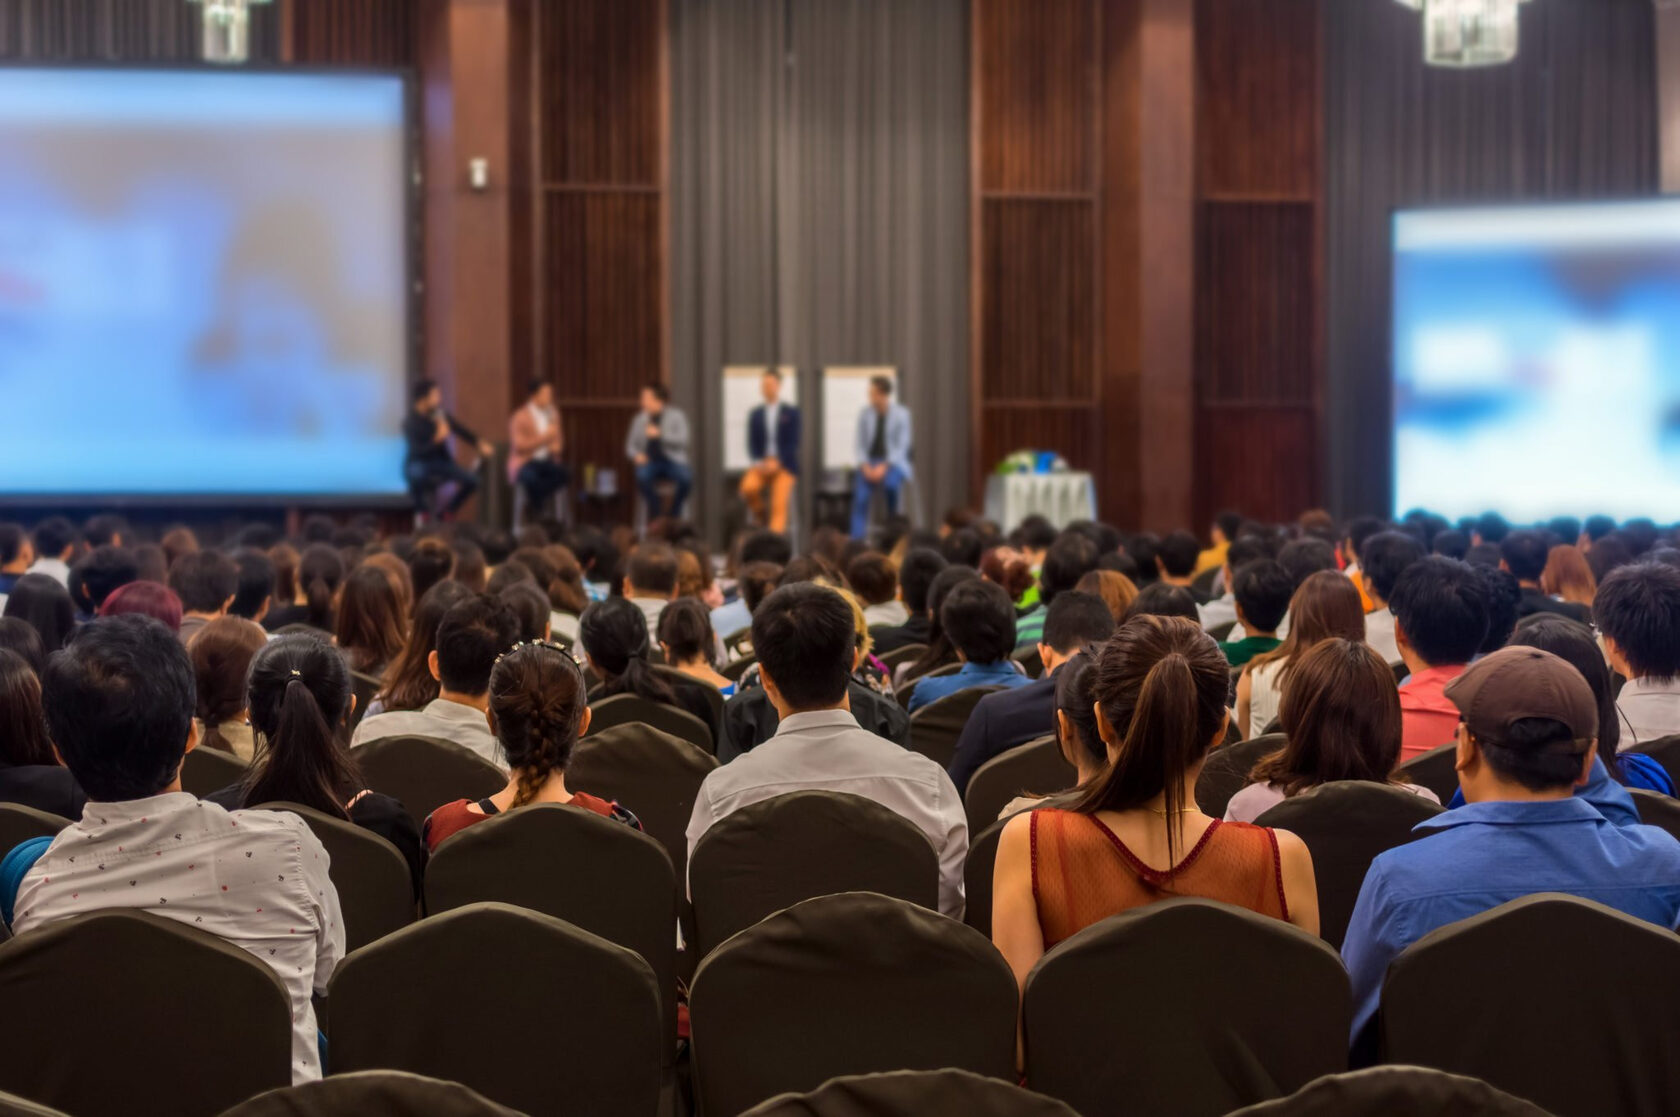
top-left (1341, 646), bottom-right (1680, 1043)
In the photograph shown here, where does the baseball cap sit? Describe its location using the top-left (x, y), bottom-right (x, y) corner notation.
top-left (1445, 645), bottom-right (1597, 742)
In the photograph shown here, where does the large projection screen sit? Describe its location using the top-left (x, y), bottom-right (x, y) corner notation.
top-left (0, 67), bottom-right (410, 501)
top-left (1393, 200), bottom-right (1680, 523)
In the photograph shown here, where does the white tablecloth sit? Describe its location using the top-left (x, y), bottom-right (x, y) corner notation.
top-left (984, 472), bottom-right (1098, 533)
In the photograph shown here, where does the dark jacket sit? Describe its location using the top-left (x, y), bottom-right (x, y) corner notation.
top-left (748, 404), bottom-right (802, 475)
top-left (947, 668), bottom-right (1062, 795)
top-left (870, 613), bottom-right (932, 656)
top-left (1517, 587), bottom-right (1591, 626)
top-left (0, 762), bottom-right (87, 822)
top-left (720, 679), bottom-right (910, 763)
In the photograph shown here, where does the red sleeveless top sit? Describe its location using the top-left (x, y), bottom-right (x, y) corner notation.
top-left (1030, 809), bottom-right (1289, 948)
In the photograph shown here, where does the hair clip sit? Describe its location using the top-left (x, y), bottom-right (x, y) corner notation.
top-left (288, 668), bottom-right (302, 678)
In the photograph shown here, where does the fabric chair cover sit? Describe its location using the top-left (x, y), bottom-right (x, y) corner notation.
top-left (585, 693), bottom-right (714, 755)
top-left (908, 686), bottom-right (1005, 768)
top-left (328, 902), bottom-right (663, 1117)
top-left (654, 665), bottom-right (729, 746)
top-left (1629, 733), bottom-right (1680, 788)
top-left (741, 1069), bottom-right (1078, 1117)
top-left (180, 746), bottom-right (249, 799)
top-left (0, 1089), bottom-right (71, 1117)
top-left (1011, 647), bottom-right (1044, 680)
top-left (348, 672), bottom-right (383, 730)
top-left (877, 644), bottom-right (926, 672)
top-left (963, 817), bottom-right (1007, 938)
top-left (424, 803), bottom-right (678, 1047)
top-left (1225, 1067), bottom-right (1554, 1116)
top-left (964, 736), bottom-right (1075, 836)
top-left (219, 1070), bottom-right (525, 1117)
top-left (1396, 742), bottom-right (1460, 804)
top-left (690, 892), bottom-right (1019, 1117)
top-left (1023, 898), bottom-right (1350, 1117)
top-left (1383, 894), bottom-right (1680, 1117)
top-left (688, 791), bottom-right (940, 957)
top-left (1628, 788), bottom-right (1680, 841)
top-left (0, 805), bottom-right (68, 861)
top-left (567, 721), bottom-right (718, 892)
top-left (0, 909), bottom-right (291, 1117)
top-left (355, 735), bottom-right (505, 827)
top-left (721, 652), bottom-right (759, 682)
top-left (1253, 781), bottom-right (1443, 950)
top-left (254, 802), bottom-right (413, 953)
top-left (896, 662), bottom-right (961, 710)
top-left (1193, 733), bottom-right (1287, 818)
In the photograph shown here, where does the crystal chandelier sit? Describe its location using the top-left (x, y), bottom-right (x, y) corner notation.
top-left (185, 0), bottom-right (274, 65)
top-left (1394, 0), bottom-right (1534, 68)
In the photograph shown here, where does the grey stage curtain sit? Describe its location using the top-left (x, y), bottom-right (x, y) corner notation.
top-left (1324, 0), bottom-right (1657, 518)
top-left (671, 0), bottom-right (970, 542)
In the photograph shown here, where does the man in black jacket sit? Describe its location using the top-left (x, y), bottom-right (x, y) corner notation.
top-left (870, 547), bottom-right (948, 655)
top-left (403, 379), bottom-right (493, 519)
top-left (1502, 530), bottom-right (1591, 625)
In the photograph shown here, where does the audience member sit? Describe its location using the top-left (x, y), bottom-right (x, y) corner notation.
top-left (658, 598), bottom-right (735, 695)
top-left (1388, 556), bottom-right (1490, 759)
top-left (1585, 533), bottom-right (1635, 585)
top-left (267, 544), bottom-right (343, 633)
top-left (96, 580), bottom-right (183, 632)
top-left (500, 582), bottom-right (552, 644)
top-left (229, 547), bottom-right (276, 623)
top-left (335, 564), bottom-right (408, 677)
top-left (993, 651), bottom-right (1107, 818)
top-left (159, 525), bottom-right (199, 569)
top-left (407, 537), bottom-right (457, 605)
top-left (2, 574), bottom-right (76, 655)
top-left (542, 544), bottom-right (590, 643)
top-left (69, 545), bottom-right (138, 619)
top-left (980, 547), bottom-right (1036, 606)
top-left (1219, 559), bottom-right (1291, 668)
top-left (1277, 537), bottom-right (1337, 589)
top-left (0, 524), bottom-right (33, 610)
top-left (450, 539), bottom-right (488, 593)
top-left (26, 517), bottom-right (76, 588)
top-left (167, 550), bottom-right (239, 646)
top-left (0, 648), bottom-right (85, 818)
top-left (1016, 534), bottom-right (1099, 649)
top-left (373, 580), bottom-right (473, 716)
top-left (1195, 509), bottom-right (1243, 575)
top-left (188, 616), bottom-right (269, 761)
top-left (899, 565), bottom-right (980, 686)
top-left (1476, 566), bottom-right (1521, 655)
top-left (1122, 582), bottom-right (1202, 623)
top-left (870, 547), bottom-right (947, 655)
top-left (1013, 516), bottom-right (1058, 571)
top-left (1431, 529), bottom-right (1469, 560)
top-left (1196, 535), bottom-right (1270, 633)
top-left (1074, 568), bottom-right (1138, 622)
top-left (0, 617), bottom-right (44, 676)
top-left (1153, 531), bottom-right (1205, 601)
top-left (1237, 571), bottom-right (1365, 739)
top-left (1502, 530), bottom-right (1591, 624)
top-left (1340, 516), bottom-right (1387, 610)
top-left (82, 514), bottom-right (126, 549)
top-left (622, 543), bottom-right (680, 639)
top-left (3, 615), bottom-right (343, 1082)
top-left (1540, 543), bottom-right (1597, 613)
top-left (1595, 562), bottom-right (1680, 747)
top-left (848, 552), bottom-right (907, 628)
top-left (907, 579), bottom-right (1030, 712)
top-left (579, 597), bottom-right (717, 731)
top-left (1356, 531), bottom-right (1425, 666)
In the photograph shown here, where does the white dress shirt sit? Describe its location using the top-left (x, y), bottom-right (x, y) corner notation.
top-left (1364, 606), bottom-right (1402, 666)
top-left (25, 556), bottom-right (70, 588)
top-left (13, 793), bottom-right (344, 1082)
top-left (1616, 677), bottom-right (1680, 749)
top-left (529, 402), bottom-right (554, 460)
top-left (686, 708), bottom-right (968, 917)
top-left (350, 697), bottom-right (507, 772)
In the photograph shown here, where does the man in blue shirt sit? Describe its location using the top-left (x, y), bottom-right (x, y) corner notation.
top-left (909, 579), bottom-right (1031, 713)
top-left (851, 376), bottom-right (913, 539)
top-left (1342, 645), bottom-right (1680, 1045)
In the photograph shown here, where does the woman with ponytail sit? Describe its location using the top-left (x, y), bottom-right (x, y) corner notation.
top-left (423, 642), bottom-right (639, 851)
top-left (991, 615), bottom-right (1317, 990)
top-left (578, 596), bottom-right (717, 730)
top-left (207, 634), bottom-right (424, 894)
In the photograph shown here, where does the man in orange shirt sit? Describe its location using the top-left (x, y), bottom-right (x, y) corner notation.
top-left (1388, 555), bottom-right (1491, 760)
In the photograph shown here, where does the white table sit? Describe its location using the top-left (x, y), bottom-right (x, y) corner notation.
top-left (984, 472), bottom-right (1098, 533)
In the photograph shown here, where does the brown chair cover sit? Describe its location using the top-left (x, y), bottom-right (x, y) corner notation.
top-left (877, 643), bottom-right (927, 671)
top-left (355, 734), bottom-right (505, 827)
top-left (1629, 733), bottom-right (1680, 787)
top-left (181, 745), bottom-right (249, 799)
top-left (567, 721), bottom-right (718, 891)
top-left (1023, 898), bottom-right (1350, 1117)
top-left (964, 736), bottom-right (1075, 836)
top-left (0, 910), bottom-right (291, 1117)
top-left (585, 692), bottom-right (714, 755)
top-left (896, 662), bottom-right (960, 710)
top-left (690, 892), bottom-right (1019, 1117)
top-left (219, 1070), bottom-right (525, 1117)
top-left (655, 664), bottom-right (728, 741)
top-left (723, 626), bottom-right (753, 656)
top-left (1225, 1067), bottom-right (1554, 1117)
top-left (0, 805), bottom-right (68, 860)
top-left (1382, 894), bottom-right (1680, 1117)
top-left (0, 1089), bottom-right (71, 1117)
top-left (962, 816), bottom-right (1008, 938)
top-left (741, 1069), bottom-right (1079, 1117)
top-left (908, 686), bottom-right (1005, 768)
top-left (1629, 788), bottom-right (1680, 841)
top-left (721, 652), bottom-right (758, 682)
top-left (1011, 647), bottom-right (1044, 680)
top-left (688, 791), bottom-right (940, 957)
top-left (1252, 781), bottom-right (1443, 950)
top-left (327, 902), bottom-right (663, 1117)
top-left (1396, 742), bottom-right (1460, 804)
top-left (348, 672), bottom-right (383, 730)
top-left (254, 802), bottom-right (414, 953)
top-left (1193, 733), bottom-right (1287, 818)
top-left (424, 803), bottom-right (678, 1047)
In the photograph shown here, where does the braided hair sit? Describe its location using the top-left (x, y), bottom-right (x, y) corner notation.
top-left (489, 642), bottom-right (589, 807)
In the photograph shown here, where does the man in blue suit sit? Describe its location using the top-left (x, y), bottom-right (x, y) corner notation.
top-left (851, 375), bottom-right (913, 539)
top-left (739, 369), bottom-right (801, 533)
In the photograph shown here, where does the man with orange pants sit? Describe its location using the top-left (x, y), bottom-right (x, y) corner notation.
top-left (740, 369), bottom-right (801, 533)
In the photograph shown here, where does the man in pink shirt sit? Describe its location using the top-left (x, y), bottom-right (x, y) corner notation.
top-left (1387, 556), bottom-right (1490, 760)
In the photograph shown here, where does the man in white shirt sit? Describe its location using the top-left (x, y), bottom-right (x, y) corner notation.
top-left (3, 614), bottom-right (344, 1083)
top-left (687, 582), bottom-right (968, 917)
top-left (25, 516), bottom-right (76, 589)
top-left (1596, 562), bottom-right (1680, 748)
top-left (352, 594), bottom-right (519, 771)
top-left (621, 544), bottom-right (679, 641)
top-left (1355, 530), bottom-right (1426, 667)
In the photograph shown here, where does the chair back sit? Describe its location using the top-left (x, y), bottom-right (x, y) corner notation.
top-left (1208, 619), bottom-right (1238, 643)
top-left (1629, 732), bottom-right (1680, 787)
top-left (0, 910), bottom-right (291, 1117)
top-left (328, 902), bottom-right (663, 1117)
top-left (1253, 781), bottom-right (1443, 949)
top-left (1193, 733), bottom-right (1286, 818)
top-left (909, 686), bottom-right (1005, 768)
top-left (877, 643), bottom-right (926, 672)
top-left (721, 653), bottom-right (758, 682)
top-left (740, 1068), bottom-right (1079, 1117)
top-left (962, 816), bottom-right (1008, 938)
top-left (723, 626), bottom-right (753, 657)
top-left (586, 692), bottom-right (715, 755)
top-left (1011, 646), bottom-right (1043, 680)
top-left (0, 805), bottom-right (68, 861)
top-left (1383, 893), bottom-right (1680, 1117)
top-left (0, 1089), bottom-right (70, 1116)
top-left (689, 791), bottom-right (940, 957)
top-left (567, 721), bottom-right (718, 891)
top-left (1395, 742), bottom-right (1460, 804)
top-left (424, 803), bottom-right (678, 1047)
top-left (220, 1071), bottom-right (523, 1117)
top-left (355, 735), bottom-right (505, 827)
top-left (1023, 898), bottom-right (1350, 1117)
top-left (1224, 1066), bottom-right (1554, 1117)
top-left (349, 672), bottom-right (383, 730)
top-left (180, 746), bottom-right (248, 799)
top-left (253, 802), bottom-right (413, 953)
top-left (964, 735), bottom-right (1075, 835)
top-left (690, 892), bottom-right (1019, 1117)
top-left (1629, 787), bottom-right (1680, 842)
top-left (653, 664), bottom-right (729, 749)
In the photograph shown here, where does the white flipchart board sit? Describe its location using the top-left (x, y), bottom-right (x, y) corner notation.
top-left (821, 366), bottom-right (897, 472)
top-left (722, 365), bottom-right (797, 472)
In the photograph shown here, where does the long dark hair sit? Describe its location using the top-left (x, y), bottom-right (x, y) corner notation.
top-left (904, 565), bottom-right (979, 681)
top-left (3, 574), bottom-right (76, 654)
top-left (1074, 616), bottom-right (1230, 861)
top-left (335, 565), bottom-right (408, 674)
top-left (657, 597), bottom-right (717, 666)
top-left (188, 616), bottom-right (269, 755)
top-left (239, 634), bottom-right (363, 818)
top-left (0, 648), bottom-right (53, 766)
top-left (489, 643), bottom-right (589, 807)
top-left (1249, 638), bottom-right (1404, 796)
top-left (1509, 614), bottom-right (1627, 783)
top-left (377, 579), bottom-right (474, 711)
top-left (0, 617), bottom-right (45, 676)
top-left (1246, 570), bottom-right (1366, 689)
top-left (579, 597), bottom-right (677, 706)
top-left (297, 544), bottom-right (346, 632)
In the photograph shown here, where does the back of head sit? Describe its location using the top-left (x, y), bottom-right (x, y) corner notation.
top-left (1040, 534), bottom-right (1099, 605)
top-left (435, 595), bottom-right (520, 697)
top-left (1054, 651), bottom-right (1106, 770)
top-left (778, 553), bottom-right (842, 588)
top-left (1277, 537), bottom-right (1337, 588)
top-left (0, 616), bottom-right (45, 676)
top-left (379, 578), bottom-right (473, 711)
top-left (229, 547), bottom-right (276, 620)
top-left (297, 544), bottom-right (346, 629)
top-left (941, 578), bottom-right (1017, 665)
top-left (408, 537), bottom-right (457, 603)
top-left (626, 543), bottom-right (679, 598)
top-left (1431, 529), bottom-right (1469, 560)
top-left (450, 539), bottom-right (488, 592)
top-left (243, 633), bottom-right (359, 816)
top-left (43, 615), bottom-right (194, 801)
top-left (1232, 559), bottom-right (1293, 634)
top-left (0, 647), bottom-right (52, 767)
top-left (83, 513), bottom-right (126, 549)
top-left (1475, 512), bottom-right (1511, 544)
top-left (486, 559), bottom-right (536, 598)
top-left (1586, 534), bottom-right (1634, 583)
top-left (168, 550), bottom-right (239, 615)
top-left (1224, 534), bottom-right (1274, 572)
top-left (1015, 515), bottom-right (1058, 555)
top-left (845, 552), bottom-right (898, 607)
top-left (1477, 566), bottom-right (1522, 655)
top-left (737, 561), bottom-right (784, 614)
top-left (481, 530), bottom-right (517, 568)
top-left (509, 546), bottom-right (558, 592)
top-left (657, 597), bottom-right (716, 665)
top-left (500, 582), bottom-right (552, 643)
top-left (3, 573), bottom-right (76, 654)
top-left (159, 525), bottom-right (199, 568)
top-left (336, 564), bottom-right (408, 673)
top-left (1344, 516), bottom-right (1387, 562)
top-left (1622, 517), bottom-right (1660, 557)
top-left (1073, 569), bottom-right (1138, 621)
top-left (1595, 561), bottom-right (1680, 682)
top-left (897, 548), bottom-right (948, 615)
top-left (1541, 544), bottom-right (1596, 601)
top-left (1257, 638), bottom-right (1402, 796)
top-left (489, 643), bottom-right (590, 805)
top-left (941, 528), bottom-right (983, 569)
top-left (0, 523), bottom-right (26, 567)
top-left (1156, 531), bottom-right (1201, 578)
top-left (1121, 582), bottom-right (1200, 624)
top-left (1388, 556), bottom-right (1489, 668)
top-left (73, 545), bottom-right (139, 612)
top-left (739, 529), bottom-right (794, 568)
top-left (33, 516), bottom-right (77, 561)
top-left (542, 544), bottom-right (589, 615)
top-left (579, 596), bottom-right (677, 706)
top-left (1499, 530), bottom-right (1551, 583)
top-left (1042, 591), bottom-right (1116, 655)
top-left (97, 580), bottom-right (183, 633)
top-left (1360, 531), bottom-right (1425, 603)
top-left (1511, 613), bottom-right (1620, 757)
top-left (751, 583), bottom-right (856, 711)
top-left (1251, 571), bottom-right (1366, 684)
top-left (189, 615), bottom-right (269, 754)
top-left (981, 548), bottom-right (1037, 601)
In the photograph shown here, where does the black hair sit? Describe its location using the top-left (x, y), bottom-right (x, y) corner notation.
top-left (0, 524), bottom-right (25, 566)
top-left (1586, 535), bottom-right (1635, 584)
top-left (1360, 531), bottom-right (1425, 603)
top-left (1510, 614), bottom-right (1622, 776)
top-left (1475, 716), bottom-right (1591, 793)
top-left (941, 528), bottom-right (983, 569)
top-left (1097, 550), bottom-right (1140, 580)
top-left (1277, 538), bottom-right (1337, 588)
top-left (73, 545), bottom-right (139, 612)
top-left (739, 529), bottom-right (794, 567)
top-left (869, 375), bottom-right (894, 397)
top-left (897, 548), bottom-right (948, 615)
top-left (482, 530), bottom-right (518, 568)
top-left (500, 582), bottom-right (552, 643)
top-left (1040, 534), bottom-right (1099, 606)
top-left (1126, 534), bottom-right (1160, 587)
top-left (1387, 556), bottom-right (1489, 668)
top-left (1582, 515), bottom-right (1617, 543)
top-left (941, 579), bottom-right (1018, 665)
top-left (751, 584), bottom-right (857, 709)
top-left (1622, 518), bottom-right (1660, 557)
top-left (2, 574), bottom-right (76, 654)
top-left (1547, 516), bottom-right (1582, 546)
top-left (0, 648), bottom-right (52, 767)
top-left (1464, 542), bottom-right (1502, 569)
top-left (82, 514), bottom-right (128, 548)
top-left (1475, 512), bottom-right (1511, 544)
top-left (579, 597), bottom-right (678, 706)
top-left (1055, 651), bottom-right (1106, 770)
top-left (43, 615), bottom-right (194, 800)
top-left (1477, 567), bottom-right (1522, 655)
top-left (230, 548), bottom-right (276, 620)
top-left (1344, 516), bottom-right (1387, 561)
top-left (1214, 510), bottom-right (1243, 542)
top-left (489, 643), bottom-right (589, 807)
top-left (168, 550), bottom-right (239, 614)
top-left (1232, 559), bottom-right (1293, 634)
top-left (408, 538), bottom-right (456, 605)
top-left (904, 565), bottom-right (981, 680)
top-left (435, 595), bottom-right (520, 695)
top-left (297, 544), bottom-right (346, 630)
top-left (240, 635), bottom-right (362, 819)
top-left (1594, 562), bottom-right (1680, 681)
top-left (845, 553), bottom-right (898, 606)
top-left (1016, 516), bottom-right (1057, 553)
top-left (0, 617), bottom-right (45, 676)
top-left (1225, 535), bottom-right (1272, 572)
top-left (1499, 530), bottom-right (1551, 583)
top-left (1122, 582), bottom-right (1201, 624)
top-left (32, 517), bottom-right (77, 560)
top-left (1042, 591), bottom-right (1116, 655)
top-left (626, 544), bottom-right (679, 597)
top-left (1431, 529), bottom-right (1469, 560)
top-left (643, 382), bottom-right (671, 403)
top-left (412, 377), bottom-right (439, 402)
top-left (486, 559), bottom-right (536, 597)
top-left (658, 597), bottom-right (717, 665)
top-left (528, 376), bottom-right (549, 398)
top-left (1156, 531), bottom-right (1201, 578)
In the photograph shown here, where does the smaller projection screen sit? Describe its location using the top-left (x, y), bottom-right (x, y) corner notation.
top-left (1393, 200), bottom-right (1680, 523)
top-left (0, 67), bottom-right (410, 500)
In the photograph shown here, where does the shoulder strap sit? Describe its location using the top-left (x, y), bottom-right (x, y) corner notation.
top-left (475, 797), bottom-right (501, 816)
top-left (1, 836), bottom-right (55, 931)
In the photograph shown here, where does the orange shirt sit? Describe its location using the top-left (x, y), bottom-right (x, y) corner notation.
top-left (1398, 664), bottom-right (1469, 760)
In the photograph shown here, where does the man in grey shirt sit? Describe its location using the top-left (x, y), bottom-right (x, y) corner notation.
top-left (625, 383), bottom-right (692, 520)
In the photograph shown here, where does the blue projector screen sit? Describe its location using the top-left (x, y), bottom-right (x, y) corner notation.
top-left (0, 68), bottom-right (409, 500)
top-left (1393, 200), bottom-right (1680, 523)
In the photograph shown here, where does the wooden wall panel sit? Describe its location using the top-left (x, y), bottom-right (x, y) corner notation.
top-left (1196, 202), bottom-right (1316, 404)
top-left (981, 408), bottom-right (1098, 476)
top-left (1197, 408), bottom-right (1319, 523)
top-left (0, 0), bottom-right (279, 60)
top-left (544, 192), bottom-right (664, 402)
top-left (977, 0), bottom-right (1095, 194)
top-left (980, 199), bottom-right (1095, 401)
top-left (1195, 0), bottom-right (1318, 198)
top-left (538, 0), bottom-right (662, 186)
top-left (283, 0), bottom-right (415, 65)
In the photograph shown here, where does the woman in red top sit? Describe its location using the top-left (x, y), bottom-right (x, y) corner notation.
top-left (425, 642), bottom-right (638, 851)
top-left (991, 615), bottom-right (1318, 991)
